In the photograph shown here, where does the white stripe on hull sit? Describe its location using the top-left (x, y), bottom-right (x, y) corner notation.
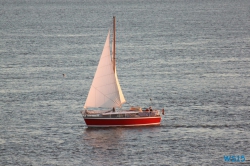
top-left (83, 117), bottom-right (161, 120)
top-left (86, 122), bottom-right (161, 127)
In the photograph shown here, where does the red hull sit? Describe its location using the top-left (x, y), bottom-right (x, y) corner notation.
top-left (84, 117), bottom-right (161, 127)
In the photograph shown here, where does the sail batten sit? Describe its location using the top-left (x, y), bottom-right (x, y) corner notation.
top-left (84, 30), bottom-right (126, 109)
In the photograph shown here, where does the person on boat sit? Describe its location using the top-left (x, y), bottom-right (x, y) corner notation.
top-left (162, 109), bottom-right (165, 115)
top-left (149, 107), bottom-right (153, 112)
top-left (112, 107), bottom-right (115, 112)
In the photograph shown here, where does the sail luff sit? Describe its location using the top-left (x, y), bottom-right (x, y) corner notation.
top-left (112, 16), bottom-right (116, 72)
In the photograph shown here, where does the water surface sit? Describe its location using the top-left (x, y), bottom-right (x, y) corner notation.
top-left (0, 0), bottom-right (249, 165)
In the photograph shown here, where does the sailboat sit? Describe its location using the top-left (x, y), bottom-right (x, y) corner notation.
top-left (81, 17), bottom-right (162, 127)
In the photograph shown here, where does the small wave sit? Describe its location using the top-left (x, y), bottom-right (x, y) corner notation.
top-left (0, 139), bottom-right (6, 145)
top-left (160, 124), bottom-right (244, 129)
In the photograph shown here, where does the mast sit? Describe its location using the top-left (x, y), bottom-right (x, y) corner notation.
top-left (112, 16), bottom-right (116, 72)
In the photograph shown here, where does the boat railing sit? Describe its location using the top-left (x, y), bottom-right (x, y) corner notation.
top-left (82, 110), bottom-right (161, 118)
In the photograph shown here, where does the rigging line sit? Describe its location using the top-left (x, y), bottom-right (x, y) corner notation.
top-left (125, 101), bottom-right (134, 107)
top-left (109, 19), bottom-right (113, 38)
top-left (95, 72), bottom-right (114, 79)
top-left (96, 82), bottom-right (118, 89)
top-left (70, 2), bottom-right (77, 36)
top-left (96, 65), bottom-right (113, 70)
top-left (90, 85), bottom-right (122, 107)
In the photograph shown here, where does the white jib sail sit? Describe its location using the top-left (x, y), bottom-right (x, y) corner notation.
top-left (115, 67), bottom-right (126, 105)
top-left (84, 31), bottom-right (126, 109)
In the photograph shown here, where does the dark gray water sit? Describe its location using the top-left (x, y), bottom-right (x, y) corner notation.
top-left (1, 0), bottom-right (250, 165)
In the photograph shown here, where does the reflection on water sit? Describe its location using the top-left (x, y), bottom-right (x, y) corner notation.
top-left (81, 126), bottom-right (163, 165)
top-left (82, 126), bottom-right (161, 149)
top-left (83, 128), bottom-right (124, 150)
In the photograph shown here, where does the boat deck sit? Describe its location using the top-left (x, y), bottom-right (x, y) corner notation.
top-left (82, 110), bottom-right (161, 118)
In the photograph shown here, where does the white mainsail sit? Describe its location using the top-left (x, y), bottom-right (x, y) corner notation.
top-left (84, 31), bottom-right (126, 109)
